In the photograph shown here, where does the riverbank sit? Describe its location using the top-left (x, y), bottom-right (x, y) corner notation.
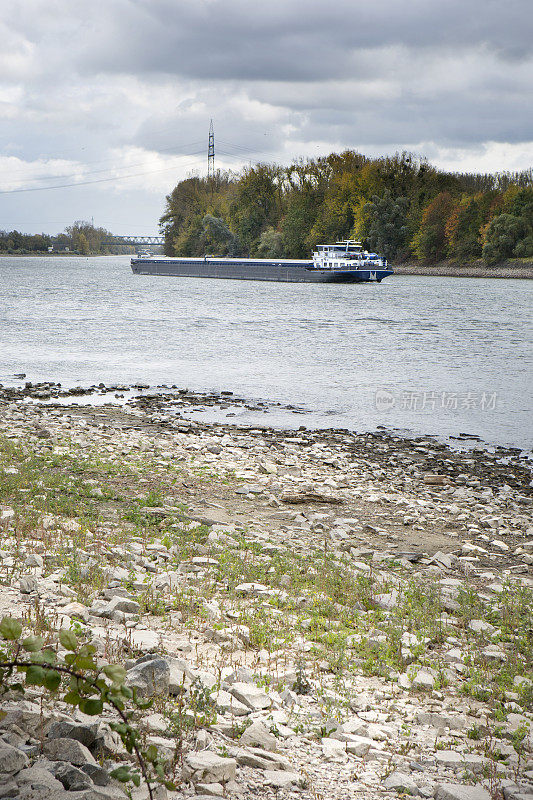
top-left (0, 389), bottom-right (531, 800)
top-left (394, 258), bottom-right (533, 279)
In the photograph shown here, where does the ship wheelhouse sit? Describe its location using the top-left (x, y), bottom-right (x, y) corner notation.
top-left (312, 240), bottom-right (387, 271)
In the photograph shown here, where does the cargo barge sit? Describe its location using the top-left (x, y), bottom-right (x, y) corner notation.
top-left (131, 240), bottom-right (393, 284)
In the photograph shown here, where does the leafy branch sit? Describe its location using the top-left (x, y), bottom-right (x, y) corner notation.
top-left (0, 616), bottom-right (173, 798)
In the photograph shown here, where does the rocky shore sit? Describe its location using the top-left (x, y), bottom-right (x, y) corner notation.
top-left (392, 260), bottom-right (533, 279)
top-left (0, 383), bottom-right (531, 800)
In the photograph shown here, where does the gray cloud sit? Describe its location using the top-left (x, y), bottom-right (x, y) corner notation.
top-left (74, 0), bottom-right (532, 80)
top-left (0, 0), bottom-right (531, 234)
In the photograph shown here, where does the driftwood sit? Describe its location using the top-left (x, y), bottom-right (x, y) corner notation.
top-left (280, 491), bottom-right (343, 504)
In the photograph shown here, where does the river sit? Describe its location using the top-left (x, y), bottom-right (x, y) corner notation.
top-left (0, 255), bottom-right (531, 449)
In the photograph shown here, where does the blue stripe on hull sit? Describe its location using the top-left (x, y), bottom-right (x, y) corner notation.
top-left (131, 258), bottom-right (393, 284)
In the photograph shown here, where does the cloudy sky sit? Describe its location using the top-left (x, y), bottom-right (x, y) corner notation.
top-left (1, 0), bottom-right (532, 235)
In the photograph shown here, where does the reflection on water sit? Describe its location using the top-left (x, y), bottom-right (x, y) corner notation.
top-left (0, 255), bottom-right (532, 449)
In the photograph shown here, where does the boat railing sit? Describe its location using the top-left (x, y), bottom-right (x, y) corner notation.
top-left (312, 252), bottom-right (388, 270)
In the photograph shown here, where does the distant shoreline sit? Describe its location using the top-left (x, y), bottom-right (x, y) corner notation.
top-left (0, 252), bottom-right (134, 258)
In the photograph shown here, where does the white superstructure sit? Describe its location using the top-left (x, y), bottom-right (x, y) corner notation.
top-left (312, 240), bottom-right (387, 270)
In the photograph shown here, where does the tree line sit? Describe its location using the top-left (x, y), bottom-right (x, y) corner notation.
top-left (160, 152), bottom-right (533, 265)
top-left (0, 221), bottom-right (134, 255)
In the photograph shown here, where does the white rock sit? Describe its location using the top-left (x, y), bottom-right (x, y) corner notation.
top-left (434, 783), bottom-right (490, 800)
top-left (469, 619), bottom-right (496, 635)
top-left (344, 735), bottom-right (380, 757)
top-left (374, 590), bottom-right (398, 610)
top-left (203, 599), bottom-right (222, 620)
top-left (128, 629), bottom-right (161, 651)
top-left (383, 771), bottom-right (418, 794)
top-left (24, 553), bottom-right (43, 567)
top-left (213, 690), bottom-right (250, 717)
top-left (435, 751), bottom-right (485, 773)
top-left (264, 769), bottom-right (303, 788)
top-left (240, 720), bottom-right (277, 751)
top-left (182, 751), bottom-right (236, 784)
top-left (62, 602), bottom-right (89, 622)
top-left (19, 576), bottom-right (38, 594)
top-left (398, 672), bottom-right (412, 689)
top-left (234, 582), bottom-right (270, 596)
top-left (229, 682), bottom-right (271, 711)
top-left (195, 782), bottom-right (224, 797)
top-left (482, 645), bottom-right (506, 661)
top-left (401, 632), bottom-right (422, 647)
top-left (412, 669), bottom-right (435, 690)
top-left (444, 648), bottom-right (465, 664)
top-left (321, 738), bottom-right (347, 762)
top-left (491, 539), bottom-right (509, 551)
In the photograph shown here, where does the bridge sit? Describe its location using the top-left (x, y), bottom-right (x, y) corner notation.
top-left (102, 235), bottom-right (164, 246)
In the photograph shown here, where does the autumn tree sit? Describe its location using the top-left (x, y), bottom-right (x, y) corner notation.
top-left (413, 192), bottom-right (455, 261)
top-left (158, 151), bottom-right (533, 264)
top-left (64, 221), bottom-right (113, 254)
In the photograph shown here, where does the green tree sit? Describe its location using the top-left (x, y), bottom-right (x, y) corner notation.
top-left (77, 232), bottom-right (90, 255)
top-left (363, 190), bottom-right (409, 260)
top-left (160, 173), bottom-right (235, 256)
top-left (201, 214), bottom-right (238, 255)
top-left (280, 193), bottom-right (317, 257)
top-left (64, 221), bottom-right (113, 254)
top-left (229, 164), bottom-right (279, 254)
top-left (482, 214), bottom-right (525, 263)
top-left (482, 188), bottom-right (533, 262)
top-left (256, 227), bottom-right (284, 258)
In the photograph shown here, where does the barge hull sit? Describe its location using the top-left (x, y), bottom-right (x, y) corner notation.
top-left (131, 258), bottom-right (393, 283)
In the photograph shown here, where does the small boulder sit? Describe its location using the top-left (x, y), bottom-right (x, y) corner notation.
top-left (213, 689), bottom-right (250, 717)
top-left (103, 596), bottom-right (140, 616)
top-left (412, 669), bottom-right (435, 690)
top-left (52, 762), bottom-right (94, 791)
top-left (424, 475), bottom-right (450, 485)
top-left (14, 766), bottom-right (63, 792)
top-left (0, 743), bottom-right (29, 774)
top-left (182, 750), bottom-right (236, 784)
top-left (126, 656), bottom-right (170, 698)
top-left (19, 576), bottom-right (38, 594)
top-left (435, 784), bottom-right (491, 800)
top-left (42, 738), bottom-right (96, 766)
top-left (264, 769), bottom-right (304, 788)
top-left (229, 682), bottom-right (271, 711)
top-left (47, 720), bottom-right (100, 750)
top-left (240, 721), bottom-right (277, 751)
top-left (321, 738), bottom-right (347, 762)
top-left (383, 771), bottom-right (419, 794)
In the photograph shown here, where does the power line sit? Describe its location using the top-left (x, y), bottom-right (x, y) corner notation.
top-left (0, 139), bottom-right (207, 179)
top-left (0, 142), bottom-right (207, 185)
top-left (217, 137), bottom-right (283, 162)
top-left (0, 136), bottom-right (289, 197)
top-left (0, 152), bottom-right (206, 195)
